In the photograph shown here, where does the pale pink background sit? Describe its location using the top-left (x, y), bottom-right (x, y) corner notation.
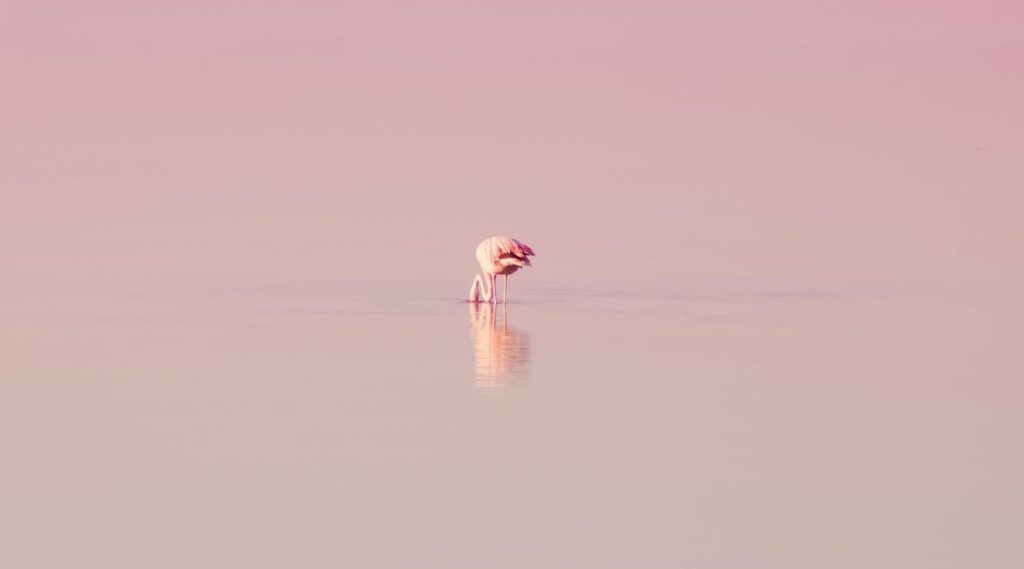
top-left (2, 2), bottom-right (1023, 568)
top-left (3, 1), bottom-right (1021, 293)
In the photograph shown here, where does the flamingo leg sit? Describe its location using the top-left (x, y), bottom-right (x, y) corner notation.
top-left (490, 273), bottom-right (498, 304)
top-left (503, 275), bottom-right (509, 304)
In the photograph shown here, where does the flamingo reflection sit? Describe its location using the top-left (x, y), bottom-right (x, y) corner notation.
top-left (469, 302), bottom-right (531, 390)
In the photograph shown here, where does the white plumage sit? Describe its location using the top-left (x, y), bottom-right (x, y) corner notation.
top-left (468, 236), bottom-right (536, 303)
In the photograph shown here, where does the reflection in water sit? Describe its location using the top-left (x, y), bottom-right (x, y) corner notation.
top-left (469, 303), bottom-right (531, 391)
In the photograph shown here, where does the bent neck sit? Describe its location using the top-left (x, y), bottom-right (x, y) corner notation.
top-left (479, 273), bottom-right (494, 301)
top-left (471, 273), bottom-right (495, 302)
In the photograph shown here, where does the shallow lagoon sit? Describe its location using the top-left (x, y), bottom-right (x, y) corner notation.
top-left (3, 279), bottom-right (1020, 567)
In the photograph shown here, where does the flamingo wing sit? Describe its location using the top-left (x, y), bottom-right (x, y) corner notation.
top-left (495, 237), bottom-right (535, 265)
top-left (477, 236), bottom-right (536, 273)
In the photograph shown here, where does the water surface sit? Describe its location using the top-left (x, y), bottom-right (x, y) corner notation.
top-left (3, 280), bottom-right (1020, 568)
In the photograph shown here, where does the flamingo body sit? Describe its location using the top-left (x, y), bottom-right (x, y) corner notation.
top-left (469, 236), bottom-right (535, 303)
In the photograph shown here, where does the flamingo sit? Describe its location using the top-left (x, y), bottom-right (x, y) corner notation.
top-left (468, 236), bottom-right (535, 304)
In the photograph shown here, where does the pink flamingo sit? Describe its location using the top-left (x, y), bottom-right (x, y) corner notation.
top-left (468, 236), bottom-right (536, 304)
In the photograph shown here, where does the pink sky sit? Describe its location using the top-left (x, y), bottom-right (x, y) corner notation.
top-left (2, 4), bottom-right (1023, 567)
top-left (2, 1), bottom-right (1022, 294)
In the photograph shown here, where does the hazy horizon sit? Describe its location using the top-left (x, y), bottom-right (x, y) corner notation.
top-left (2, 2), bottom-right (1022, 567)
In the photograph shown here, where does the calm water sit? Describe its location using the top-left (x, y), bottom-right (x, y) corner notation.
top-left (5, 1), bottom-right (1022, 565)
top-left (2, 279), bottom-right (1020, 568)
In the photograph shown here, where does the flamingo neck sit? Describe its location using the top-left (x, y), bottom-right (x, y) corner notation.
top-left (479, 273), bottom-right (494, 301)
top-left (470, 273), bottom-right (495, 302)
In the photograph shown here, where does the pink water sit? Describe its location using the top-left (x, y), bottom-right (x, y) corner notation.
top-left (2, 2), bottom-right (1023, 567)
